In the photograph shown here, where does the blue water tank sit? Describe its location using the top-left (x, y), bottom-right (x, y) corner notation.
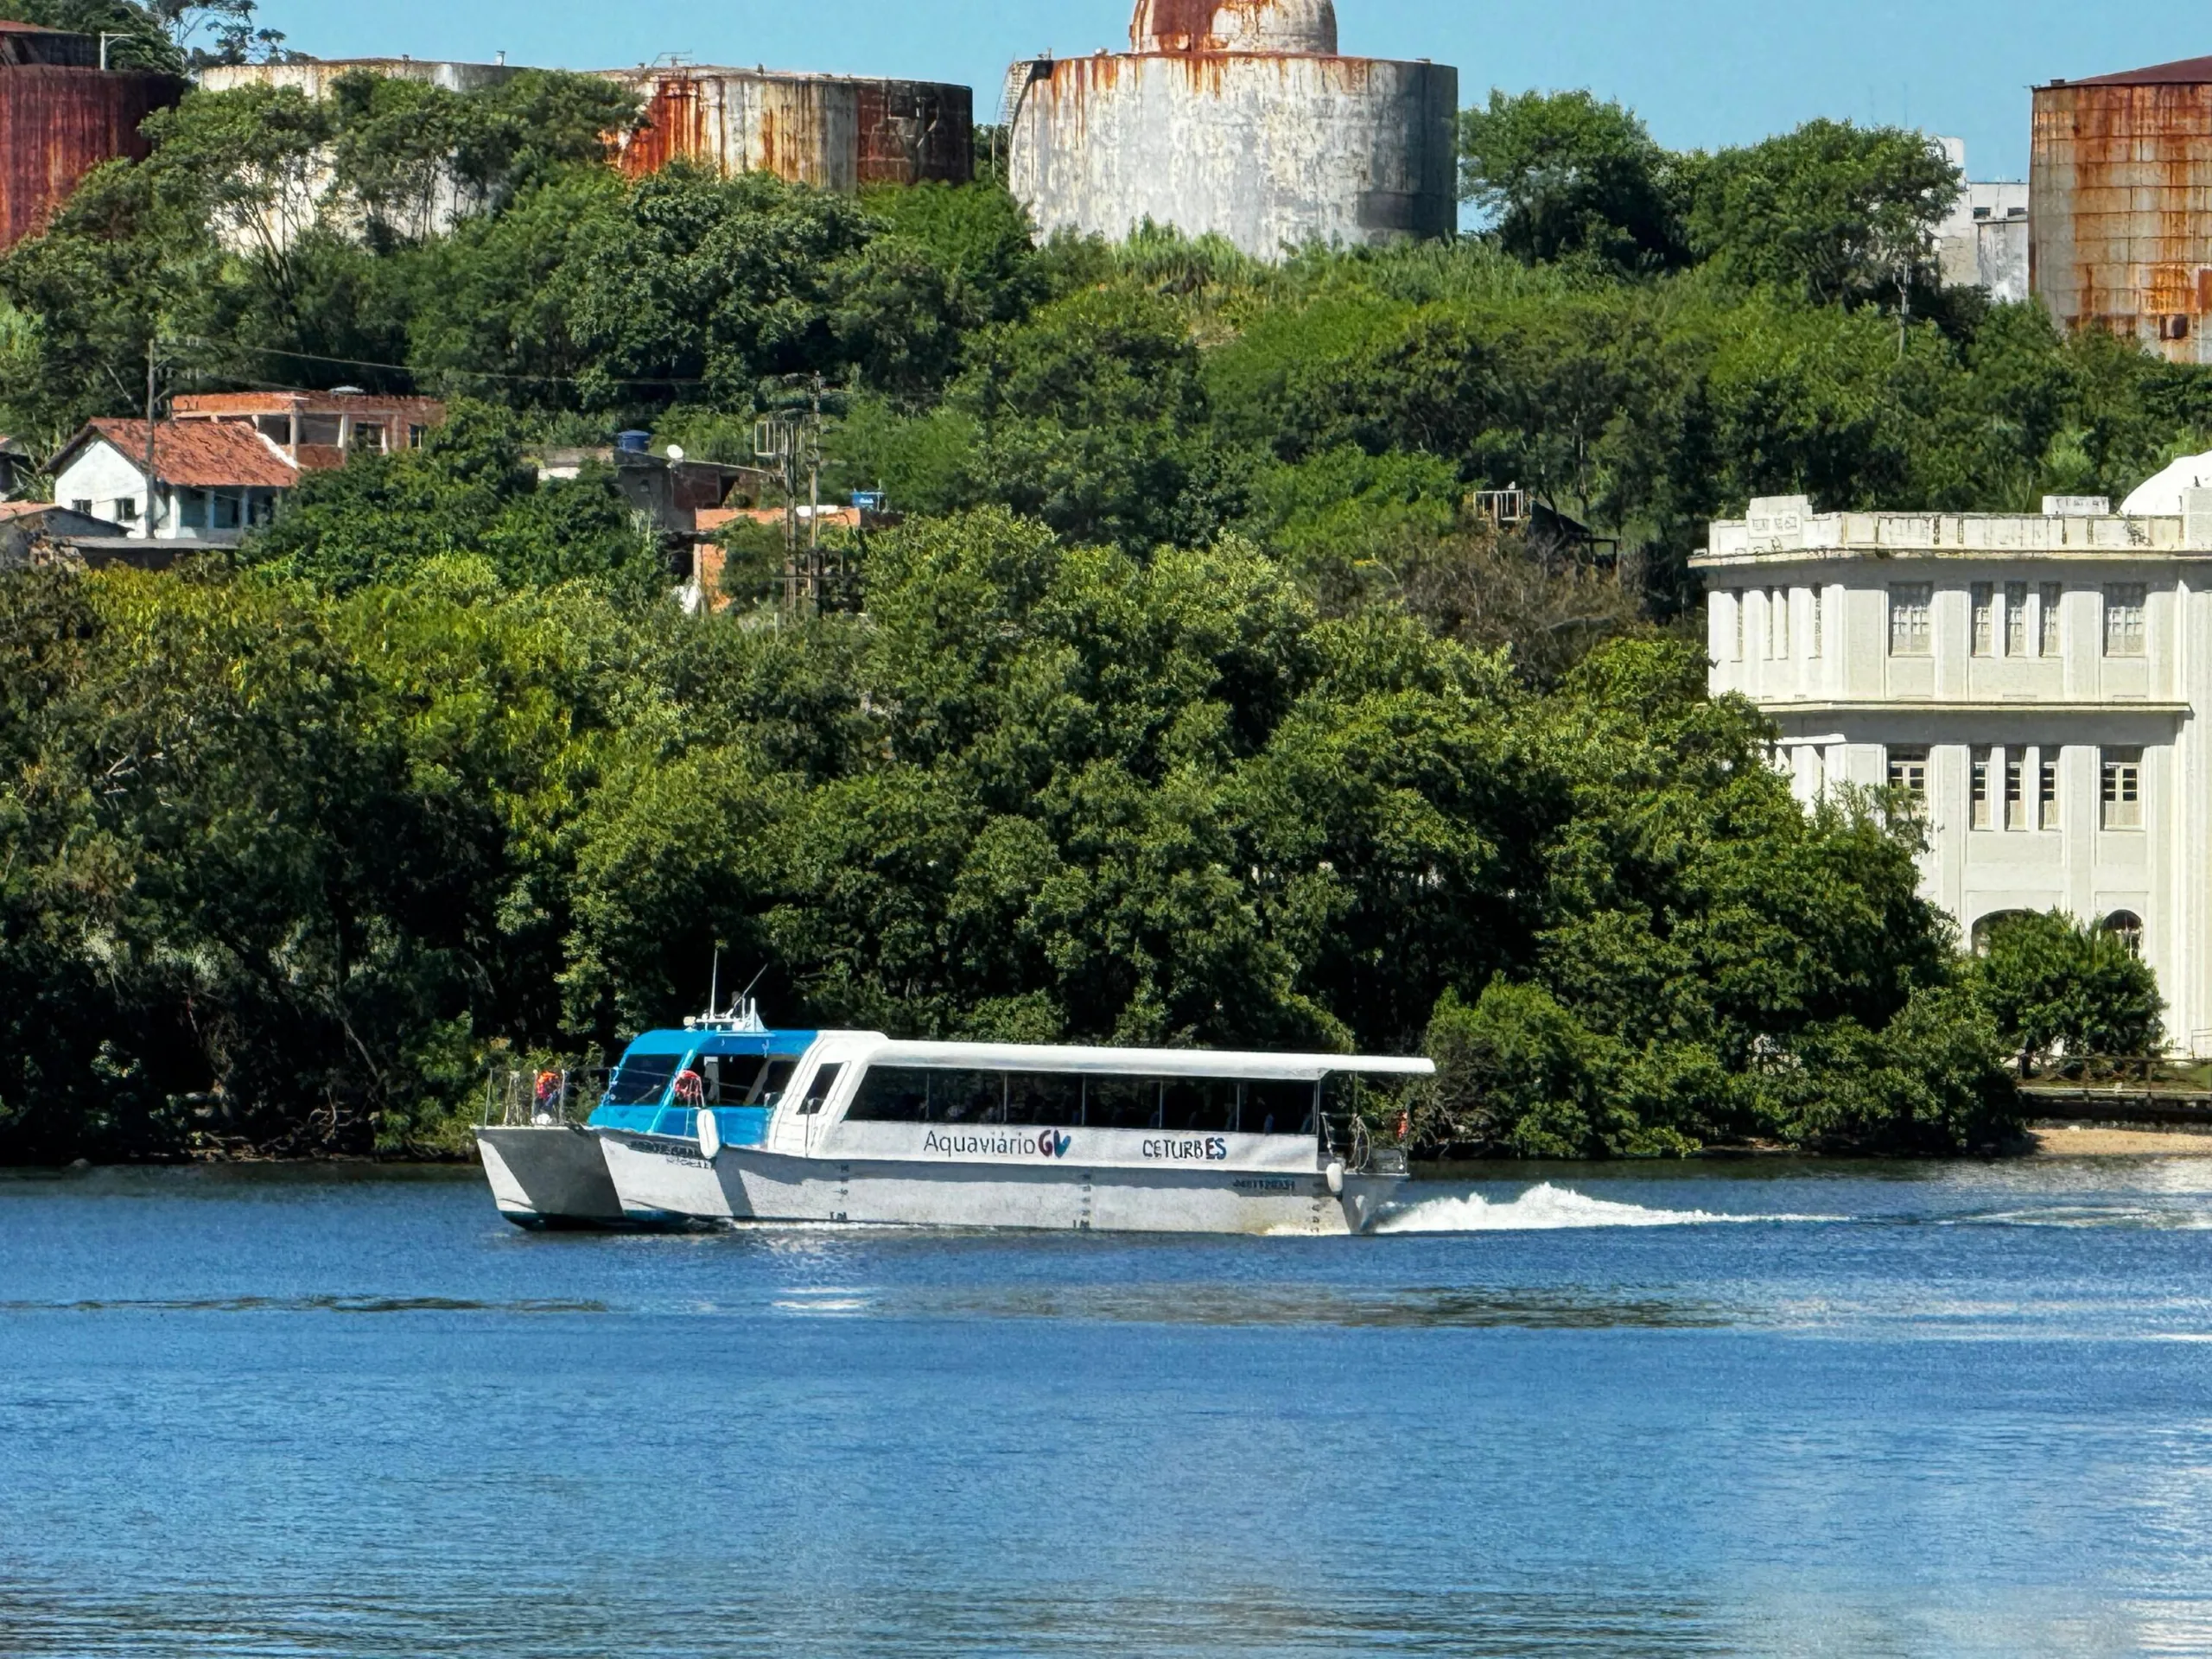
top-left (615, 430), bottom-right (652, 454)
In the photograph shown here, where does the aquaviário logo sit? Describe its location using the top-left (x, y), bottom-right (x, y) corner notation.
top-left (919, 1128), bottom-right (1074, 1160)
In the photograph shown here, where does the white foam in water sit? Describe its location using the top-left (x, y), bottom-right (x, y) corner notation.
top-left (1376, 1182), bottom-right (1804, 1234)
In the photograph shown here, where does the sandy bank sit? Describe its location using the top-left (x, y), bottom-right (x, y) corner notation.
top-left (2029, 1124), bottom-right (2212, 1156)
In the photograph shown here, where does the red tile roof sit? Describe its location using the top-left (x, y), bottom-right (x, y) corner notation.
top-left (172, 391), bottom-right (448, 419)
top-left (68, 419), bottom-right (298, 490)
top-left (2059, 57), bottom-right (2212, 88)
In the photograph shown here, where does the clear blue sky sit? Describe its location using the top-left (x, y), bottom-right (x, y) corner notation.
top-left (246, 0), bottom-right (2212, 181)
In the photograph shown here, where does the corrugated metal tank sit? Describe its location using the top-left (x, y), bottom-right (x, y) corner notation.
top-left (0, 24), bottom-right (182, 250)
top-left (197, 59), bottom-right (524, 99)
top-left (200, 60), bottom-right (973, 192)
top-left (1007, 0), bottom-right (1456, 259)
top-left (601, 69), bottom-right (971, 188)
top-left (2032, 58), bottom-right (2212, 364)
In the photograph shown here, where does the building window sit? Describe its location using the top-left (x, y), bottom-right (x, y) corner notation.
top-left (1889, 584), bottom-right (1933, 656)
top-left (1972, 583), bottom-right (1995, 656)
top-left (113, 498), bottom-right (138, 524)
top-left (2101, 748), bottom-right (2143, 830)
top-left (2101, 912), bottom-right (2145, 957)
top-left (179, 489), bottom-right (207, 530)
top-left (247, 492), bottom-right (276, 527)
top-left (212, 493), bottom-right (242, 531)
top-left (300, 415), bottom-right (342, 447)
top-left (2005, 582), bottom-right (2028, 656)
top-left (1809, 588), bottom-right (1823, 658)
top-left (1731, 591), bottom-right (1744, 660)
top-left (1886, 747), bottom-right (1929, 797)
top-left (70, 498), bottom-right (92, 516)
top-left (2038, 747), bottom-right (2059, 830)
top-left (1769, 588), bottom-right (1789, 658)
top-left (2005, 753), bottom-right (2028, 830)
top-left (2039, 584), bottom-right (2063, 656)
top-left (256, 414), bottom-right (292, 445)
top-left (2103, 584), bottom-right (2147, 658)
top-left (350, 422), bottom-right (386, 453)
top-left (408, 425), bottom-right (429, 449)
top-left (1972, 749), bottom-right (1993, 830)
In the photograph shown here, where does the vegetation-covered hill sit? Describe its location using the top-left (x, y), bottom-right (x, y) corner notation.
top-left (0, 74), bottom-right (2181, 1161)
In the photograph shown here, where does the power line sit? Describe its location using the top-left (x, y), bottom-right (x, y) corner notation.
top-left (188, 338), bottom-right (719, 390)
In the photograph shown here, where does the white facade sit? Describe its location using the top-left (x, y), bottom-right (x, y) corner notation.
top-left (52, 437), bottom-right (282, 542)
top-left (1935, 139), bottom-right (2030, 304)
top-left (1694, 493), bottom-right (2212, 1054)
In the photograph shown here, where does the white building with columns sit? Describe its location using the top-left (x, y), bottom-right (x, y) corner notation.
top-left (1694, 492), bottom-right (2212, 1056)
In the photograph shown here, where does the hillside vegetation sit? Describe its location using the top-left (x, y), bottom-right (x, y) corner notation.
top-left (0, 75), bottom-right (2184, 1160)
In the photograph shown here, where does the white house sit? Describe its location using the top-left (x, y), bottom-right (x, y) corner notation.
top-left (1694, 490), bottom-right (2212, 1056)
top-left (50, 418), bottom-right (296, 542)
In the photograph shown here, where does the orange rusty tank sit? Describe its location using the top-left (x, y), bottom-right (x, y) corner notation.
top-left (0, 22), bottom-right (183, 251)
top-left (602, 68), bottom-right (970, 190)
top-left (2033, 57), bottom-right (2212, 364)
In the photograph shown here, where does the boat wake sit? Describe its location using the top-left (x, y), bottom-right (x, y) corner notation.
top-left (1375, 1182), bottom-right (1823, 1234)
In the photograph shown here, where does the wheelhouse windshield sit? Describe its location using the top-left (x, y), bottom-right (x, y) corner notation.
top-left (605, 1053), bottom-right (683, 1106)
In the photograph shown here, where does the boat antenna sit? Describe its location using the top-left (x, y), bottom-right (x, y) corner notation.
top-left (735, 963), bottom-right (768, 1019)
top-left (709, 942), bottom-right (724, 1021)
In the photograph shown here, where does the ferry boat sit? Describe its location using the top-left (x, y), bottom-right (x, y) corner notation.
top-left (594, 1031), bottom-right (1432, 1236)
top-left (475, 1009), bottom-right (817, 1229)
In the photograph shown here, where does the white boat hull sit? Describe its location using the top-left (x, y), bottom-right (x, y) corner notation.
top-left (598, 1130), bottom-right (1405, 1236)
top-left (477, 1126), bottom-right (651, 1229)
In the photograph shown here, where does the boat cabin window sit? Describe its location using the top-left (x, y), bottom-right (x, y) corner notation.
top-left (702, 1055), bottom-right (800, 1107)
top-left (1084, 1077), bottom-right (1160, 1130)
top-left (797, 1063), bottom-right (843, 1116)
top-left (1243, 1079), bottom-right (1316, 1138)
top-left (606, 1053), bottom-right (682, 1106)
top-left (843, 1068), bottom-right (1319, 1135)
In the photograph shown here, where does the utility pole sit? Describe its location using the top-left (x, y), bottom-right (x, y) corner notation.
top-left (755, 378), bottom-right (835, 613)
top-left (807, 372), bottom-right (823, 603)
top-left (143, 335), bottom-right (161, 540)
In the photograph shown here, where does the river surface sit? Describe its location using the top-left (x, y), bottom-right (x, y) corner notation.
top-left (3, 1158), bottom-right (2211, 1656)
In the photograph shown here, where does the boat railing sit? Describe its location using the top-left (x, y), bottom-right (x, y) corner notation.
top-left (482, 1066), bottom-right (607, 1129)
top-left (1319, 1111), bottom-right (1373, 1174)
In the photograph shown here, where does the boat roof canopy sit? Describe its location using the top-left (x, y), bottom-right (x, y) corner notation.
top-left (622, 1029), bottom-right (819, 1058)
top-left (832, 1035), bottom-right (1433, 1082)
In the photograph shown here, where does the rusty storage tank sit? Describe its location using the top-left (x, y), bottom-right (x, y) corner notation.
top-left (2032, 55), bottom-right (2212, 364)
top-left (0, 22), bottom-right (183, 251)
top-left (197, 59), bottom-right (526, 99)
top-left (601, 68), bottom-right (971, 188)
top-left (200, 60), bottom-right (972, 191)
top-left (1005, 0), bottom-right (1457, 259)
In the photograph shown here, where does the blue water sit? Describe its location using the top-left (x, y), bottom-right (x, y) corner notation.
top-left (3, 1158), bottom-right (2211, 1656)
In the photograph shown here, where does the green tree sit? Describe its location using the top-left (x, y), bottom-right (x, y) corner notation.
top-left (1682, 119), bottom-right (1961, 309)
top-left (241, 400), bottom-right (664, 602)
top-left (1970, 912), bottom-right (2166, 1067)
top-left (1459, 89), bottom-right (1685, 271)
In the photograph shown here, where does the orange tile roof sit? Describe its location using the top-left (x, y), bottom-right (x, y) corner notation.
top-left (172, 392), bottom-right (448, 419)
top-left (73, 419), bottom-right (298, 490)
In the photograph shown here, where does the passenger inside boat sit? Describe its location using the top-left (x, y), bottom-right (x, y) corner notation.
top-left (843, 1069), bottom-right (1321, 1136)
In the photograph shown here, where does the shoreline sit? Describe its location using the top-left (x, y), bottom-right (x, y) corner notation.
top-left (10, 1122), bottom-right (2212, 1178)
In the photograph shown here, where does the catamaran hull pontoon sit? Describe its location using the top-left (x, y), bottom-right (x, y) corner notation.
top-left (598, 1132), bottom-right (1408, 1236)
top-left (477, 1126), bottom-right (634, 1230)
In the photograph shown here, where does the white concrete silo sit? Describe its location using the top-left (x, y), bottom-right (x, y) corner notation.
top-left (1005, 0), bottom-right (1458, 260)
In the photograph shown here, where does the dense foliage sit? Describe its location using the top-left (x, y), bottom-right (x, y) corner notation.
top-left (0, 518), bottom-right (2019, 1162)
top-left (3, 69), bottom-right (2207, 1162)
top-left (1969, 912), bottom-right (2166, 1069)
